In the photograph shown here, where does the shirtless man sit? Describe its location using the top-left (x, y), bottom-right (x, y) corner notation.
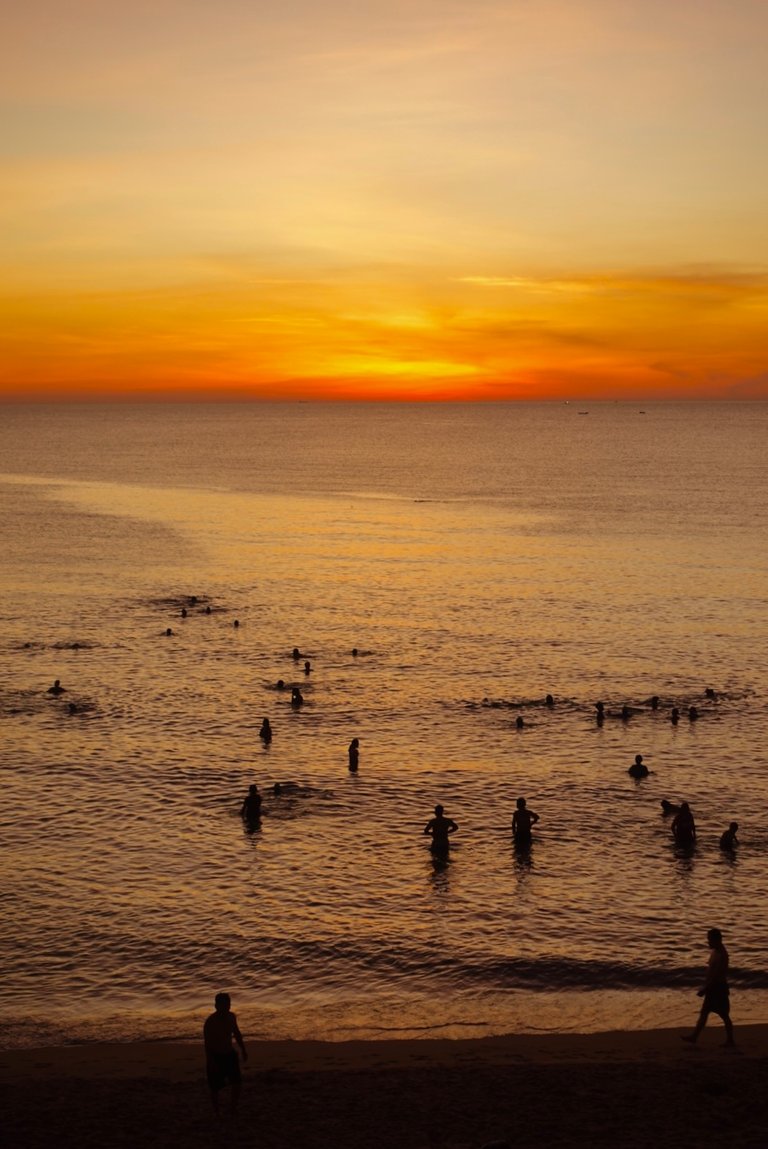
top-left (512, 797), bottom-right (540, 847)
top-left (203, 992), bottom-right (248, 1114)
top-left (424, 805), bottom-right (458, 853)
top-left (682, 928), bottom-right (735, 1046)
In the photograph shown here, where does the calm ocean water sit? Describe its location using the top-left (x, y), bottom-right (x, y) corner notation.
top-left (1, 401), bottom-right (766, 1049)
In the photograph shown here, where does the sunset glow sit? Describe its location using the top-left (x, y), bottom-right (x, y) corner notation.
top-left (3, 0), bottom-right (768, 400)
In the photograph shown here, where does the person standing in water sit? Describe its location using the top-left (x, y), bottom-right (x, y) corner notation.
top-left (203, 992), bottom-right (248, 1115)
top-left (348, 738), bottom-right (360, 772)
top-left (672, 802), bottom-right (696, 847)
top-left (424, 805), bottom-right (458, 853)
top-left (682, 928), bottom-right (735, 1046)
top-left (240, 785), bottom-right (262, 822)
top-left (512, 797), bottom-right (540, 847)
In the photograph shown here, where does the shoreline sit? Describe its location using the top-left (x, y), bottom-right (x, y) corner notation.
top-left (4, 1028), bottom-right (768, 1148)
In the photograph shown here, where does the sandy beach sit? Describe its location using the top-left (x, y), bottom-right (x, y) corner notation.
top-left (3, 1026), bottom-right (767, 1148)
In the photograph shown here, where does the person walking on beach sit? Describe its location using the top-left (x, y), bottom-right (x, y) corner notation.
top-left (682, 928), bottom-right (735, 1046)
top-left (512, 797), bottom-right (539, 847)
top-left (204, 992), bottom-right (248, 1115)
top-left (424, 805), bottom-right (458, 854)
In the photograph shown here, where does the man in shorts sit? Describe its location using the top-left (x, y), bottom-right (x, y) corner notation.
top-left (204, 992), bottom-right (248, 1114)
top-left (682, 928), bottom-right (735, 1046)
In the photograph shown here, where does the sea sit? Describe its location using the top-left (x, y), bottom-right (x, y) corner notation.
top-left (1, 400), bottom-right (766, 1050)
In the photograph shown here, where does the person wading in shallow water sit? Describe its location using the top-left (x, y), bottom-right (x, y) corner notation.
top-left (204, 992), bottom-right (248, 1115)
top-left (423, 805), bottom-right (458, 854)
top-left (682, 928), bottom-right (735, 1047)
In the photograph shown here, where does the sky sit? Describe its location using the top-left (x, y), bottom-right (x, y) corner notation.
top-left (2, 0), bottom-right (768, 401)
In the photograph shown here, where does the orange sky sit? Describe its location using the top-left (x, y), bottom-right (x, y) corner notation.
top-left (2, 0), bottom-right (768, 401)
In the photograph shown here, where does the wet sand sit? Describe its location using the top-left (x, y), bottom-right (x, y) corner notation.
top-left (3, 1027), bottom-right (768, 1148)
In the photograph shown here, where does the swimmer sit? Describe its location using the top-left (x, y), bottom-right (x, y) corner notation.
top-left (621, 704), bottom-right (631, 721)
top-left (351, 647), bottom-right (359, 657)
top-left (67, 702), bottom-right (78, 715)
top-left (689, 706), bottom-right (699, 721)
top-left (545, 694), bottom-right (554, 708)
top-left (181, 608), bottom-right (187, 618)
top-left (661, 799), bottom-right (681, 815)
top-left (189, 596), bottom-right (198, 606)
top-left (719, 822), bottom-right (739, 851)
top-left (672, 802), bottom-right (696, 847)
top-left (348, 737), bottom-right (360, 772)
top-left (304, 660), bottom-right (311, 675)
top-left (628, 753), bottom-right (649, 779)
top-left (292, 647), bottom-right (301, 661)
top-left (47, 679), bottom-right (65, 695)
top-left (165, 627), bottom-right (174, 637)
top-left (259, 718), bottom-right (272, 743)
top-left (233, 619), bottom-right (240, 628)
top-left (650, 695), bottom-right (660, 710)
top-left (512, 797), bottom-right (539, 846)
top-left (424, 805), bottom-right (458, 853)
top-left (240, 785), bottom-right (262, 821)
top-left (515, 715), bottom-right (524, 730)
top-left (275, 679), bottom-right (285, 691)
top-left (705, 687), bottom-right (717, 700)
top-left (670, 707), bottom-right (680, 725)
top-left (205, 605), bottom-right (212, 615)
top-left (595, 701), bottom-right (605, 724)
top-left (272, 782), bottom-right (282, 796)
top-left (291, 687), bottom-right (304, 706)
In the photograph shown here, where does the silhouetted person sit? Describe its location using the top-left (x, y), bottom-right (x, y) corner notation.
top-left (705, 687), bottom-right (716, 700)
top-left (672, 802), bottom-right (696, 847)
top-left (512, 797), bottom-right (539, 847)
top-left (661, 799), bottom-right (681, 815)
top-left (259, 718), bottom-right (272, 743)
top-left (545, 694), bottom-right (554, 708)
top-left (47, 679), bottom-right (65, 695)
top-left (233, 619), bottom-right (240, 628)
top-left (720, 822), bottom-right (739, 851)
top-left (595, 701), bottom-right (605, 725)
top-left (189, 596), bottom-right (198, 606)
top-left (515, 715), bottom-right (524, 730)
top-left (272, 782), bottom-right (282, 796)
top-left (165, 627), bottom-right (174, 636)
top-left (689, 705), bottom-right (699, 721)
top-left (621, 704), bottom-right (631, 721)
top-left (181, 607), bottom-right (187, 617)
top-left (670, 707), bottom-right (680, 725)
top-left (304, 660), bottom-right (311, 674)
top-left (292, 647), bottom-right (301, 661)
top-left (204, 992), bottom-right (248, 1115)
top-left (67, 702), bottom-right (78, 715)
top-left (628, 753), bottom-right (648, 779)
top-left (291, 687), bottom-right (304, 707)
top-left (348, 737), bottom-right (360, 772)
top-left (351, 647), bottom-right (359, 657)
top-left (650, 695), bottom-right (660, 710)
top-left (682, 928), bottom-right (735, 1046)
top-left (275, 679), bottom-right (285, 691)
top-left (424, 805), bottom-right (458, 854)
top-left (241, 785), bottom-right (262, 821)
top-left (205, 605), bottom-right (212, 615)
